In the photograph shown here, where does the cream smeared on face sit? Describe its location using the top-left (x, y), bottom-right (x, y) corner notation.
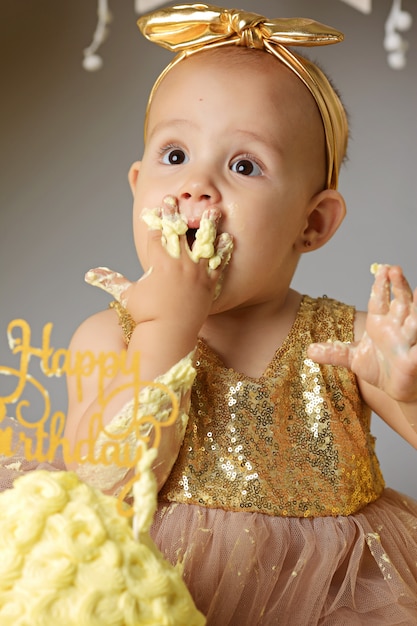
top-left (141, 203), bottom-right (233, 269)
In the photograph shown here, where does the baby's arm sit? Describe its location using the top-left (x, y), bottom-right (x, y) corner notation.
top-left (64, 199), bottom-right (233, 492)
top-left (308, 265), bottom-right (417, 448)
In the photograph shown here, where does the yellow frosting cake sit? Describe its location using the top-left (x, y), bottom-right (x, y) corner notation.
top-left (0, 447), bottom-right (205, 626)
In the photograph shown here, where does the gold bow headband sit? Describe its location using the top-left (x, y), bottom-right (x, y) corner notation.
top-left (138, 4), bottom-right (348, 190)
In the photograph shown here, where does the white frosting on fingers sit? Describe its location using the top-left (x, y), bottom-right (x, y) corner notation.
top-left (141, 208), bottom-right (188, 258)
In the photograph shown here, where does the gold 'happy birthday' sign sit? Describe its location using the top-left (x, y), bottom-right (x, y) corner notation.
top-left (0, 318), bottom-right (179, 516)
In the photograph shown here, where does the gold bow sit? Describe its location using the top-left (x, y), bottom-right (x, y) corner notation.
top-left (138, 4), bottom-right (348, 190)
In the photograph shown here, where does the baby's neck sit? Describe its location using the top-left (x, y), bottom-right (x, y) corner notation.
top-left (199, 289), bottom-right (303, 379)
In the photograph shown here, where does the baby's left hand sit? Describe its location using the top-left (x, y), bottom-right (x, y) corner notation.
top-left (308, 265), bottom-right (417, 403)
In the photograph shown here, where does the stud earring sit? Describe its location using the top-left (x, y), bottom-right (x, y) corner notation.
top-left (304, 240), bottom-right (312, 248)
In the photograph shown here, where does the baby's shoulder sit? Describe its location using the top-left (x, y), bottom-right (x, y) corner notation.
top-left (69, 306), bottom-right (125, 354)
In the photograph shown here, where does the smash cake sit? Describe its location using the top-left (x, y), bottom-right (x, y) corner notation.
top-left (0, 447), bottom-right (205, 626)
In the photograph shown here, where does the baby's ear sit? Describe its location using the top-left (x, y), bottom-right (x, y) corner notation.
top-left (298, 189), bottom-right (346, 252)
top-left (128, 161), bottom-right (142, 196)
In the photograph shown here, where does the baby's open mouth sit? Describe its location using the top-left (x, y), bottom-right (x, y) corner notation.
top-left (186, 228), bottom-right (198, 248)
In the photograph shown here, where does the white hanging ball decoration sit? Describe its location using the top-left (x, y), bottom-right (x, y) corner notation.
top-left (387, 50), bottom-right (406, 70)
top-left (384, 31), bottom-right (402, 51)
top-left (396, 10), bottom-right (412, 31)
top-left (83, 54), bottom-right (103, 71)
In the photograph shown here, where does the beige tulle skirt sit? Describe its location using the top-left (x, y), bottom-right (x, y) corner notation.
top-left (151, 491), bottom-right (417, 625)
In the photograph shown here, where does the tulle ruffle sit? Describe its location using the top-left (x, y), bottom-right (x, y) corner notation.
top-left (151, 489), bottom-right (417, 625)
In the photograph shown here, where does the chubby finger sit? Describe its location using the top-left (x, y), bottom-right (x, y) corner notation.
top-left (161, 194), bottom-right (179, 215)
top-left (307, 340), bottom-right (355, 369)
top-left (388, 265), bottom-right (413, 304)
top-left (400, 281), bottom-right (417, 345)
top-left (188, 208), bottom-right (220, 263)
top-left (141, 207), bottom-right (162, 229)
top-left (370, 264), bottom-right (414, 323)
top-left (403, 311), bottom-right (417, 346)
top-left (141, 202), bottom-right (188, 259)
top-left (387, 266), bottom-right (415, 326)
top-left (211, 233), bottom-right (234, 300)
top-left (209, 232), bottom-right (234, 271)
top-left (368, 263), bottom-right (391, 315)
top-left (84, 267), bottom-right (132, 305)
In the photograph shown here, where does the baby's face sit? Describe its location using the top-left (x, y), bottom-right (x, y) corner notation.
top-left (131, 48), bottom-right (326, 312)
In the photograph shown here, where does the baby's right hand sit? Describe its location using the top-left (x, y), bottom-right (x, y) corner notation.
top-left (85, 197), bottom-right (233, 338)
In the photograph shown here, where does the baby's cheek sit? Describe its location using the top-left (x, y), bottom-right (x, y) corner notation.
top-left (225, 202), bottom-right (246, 236)
top-left (133, 222), bottom-right (150, 268)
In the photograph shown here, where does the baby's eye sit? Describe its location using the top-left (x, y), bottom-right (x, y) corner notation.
top-left (230, 158), bottom-right (262, 176)
top-left (161, 147), bottom-right (188, 165)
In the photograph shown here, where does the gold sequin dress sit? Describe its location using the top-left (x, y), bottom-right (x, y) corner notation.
top-left (150, 296), bottom-right (417, 625)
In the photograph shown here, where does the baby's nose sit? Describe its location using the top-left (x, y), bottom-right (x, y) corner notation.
top-left (178, 176), bottom-right (221, 222)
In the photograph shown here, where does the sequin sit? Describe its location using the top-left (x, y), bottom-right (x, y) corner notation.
top-left (109, 300), bottom-right (137, 344)
top-left (159, 296), bottom-right (385, 517)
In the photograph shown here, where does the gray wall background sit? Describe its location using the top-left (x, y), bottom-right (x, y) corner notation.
top-left (1, 0), bottom-right (416, 495)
